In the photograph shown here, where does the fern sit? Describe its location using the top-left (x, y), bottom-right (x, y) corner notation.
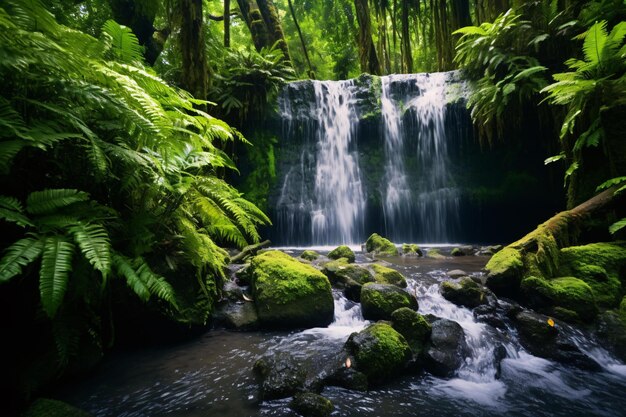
top-left (0, 237), bottom-right (43, 282)
top-left (102, 20), bottom-right (144, 65)
top-left (39, 236), bottom-right (74, 318)
top-left (26, 189), bottom-right (90, 215)
top-left (69, 222), bottom-right (111, 277)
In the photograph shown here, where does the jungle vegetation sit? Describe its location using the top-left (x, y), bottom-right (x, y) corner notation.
top-left (0, 0), bottom-right (625, 414)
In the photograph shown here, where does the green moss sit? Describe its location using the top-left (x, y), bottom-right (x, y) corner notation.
top-left (371, 264), bottom-right (407, 287)
top-left (450, 248), bottom-right (463, 256)
top-left (360, 283), bottom-right (417, 320)
top-left (349, 323), bottom-right (411, 381)
top-left (441, 278), bottom-right (487, 308)
top-left (365, 233), bottom-right (398, 256)
top-left (300, 250), bottom-right (320, 261)
top-left (391, 307), bottom-right (431, 354)
top-left (23, 398), bottom-right (92, 417)
top-left (328, 245), bottom-right (356, 263)
top-left (426, 248), bottom-right (446, 259)
top-left (521, 276), bottom-right (598, 322)
top-left (250, 251), bottom-right (334, 327)
top-left (402, 244), bottom-right (422, 256)
top-left (558, 242), bottom-right (626, 308)
top-left (322, 260), bottom-right (374, 286)
top-left (486, 247), bottom-right (523, 276)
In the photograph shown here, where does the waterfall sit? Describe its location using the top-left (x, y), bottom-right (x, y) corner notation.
top-left (274, 72), bottom-right (465, 246)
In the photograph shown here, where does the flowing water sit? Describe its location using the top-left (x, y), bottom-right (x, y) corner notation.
top-left (58, 251), bottom-right (626, 417)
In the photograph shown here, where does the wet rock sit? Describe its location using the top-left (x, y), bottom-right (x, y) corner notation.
top-left (360, 283), bottom-right (418, 321)
top-left (402, 244), bottom-right (423, 256)
top-left (596, 310), bottom-right (626, 362)
top-left (324, 366), bottom-right (369, 392)
top-left (451, 246), bottom-right (474, 257)
top-left (371, 263), bottom-right (407, 287)
top-left (23, 398), bottom-right (93, 417)
top-left (391, 307), bottom-right (432, 356)
top-left (423, 318), bottom-right (469, 377)
top-left (328, 245), bottom-right (356, 263)
top-left (249, 251), bottom-right (334, 329)
top-left (345, 323), bottom-right (412, 384)
top-left (441, 278), bottom-right (489, 309)
top-left (512, 311), bottom-right (601, 370)
top-left (365, 233), bottom-right (398, 256)
top-left (321, 260), bottom-right (374, 302)
top-left (493, 344), bottom-right (507, 379)
top-left (222, 280), bottom-right (245, 302)
top-left (300, 250), bottom-right (320, 261)
top-left (214, 301), bottom-right (259, 330)
top-left (254, 352), bottom-right (306, 400)
top-left (426, 248), bottom-right (446, 259)
top-left (290, 393), bottom-right (334, 417)
top-left (447, 269), bottom-right (468, 279)
top-left (473, 304), bottom-right (506, 329)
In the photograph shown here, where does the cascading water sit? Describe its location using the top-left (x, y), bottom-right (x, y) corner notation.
top-left (277, 80), bottom-right (366, 245)
top-left (275, 72), bottom-right (464, 245)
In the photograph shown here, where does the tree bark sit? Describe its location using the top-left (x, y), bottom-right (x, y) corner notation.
top-left (354, 0), bottom-right (381, 75)
top-left (224, 0), bottom-right (231, 47)
top-left (401, 0), bottom-right (413, 73)
top-left (236, 0), bottom-right (270, 51)
top-left (256, 0), bottom-right (291, 61)
top-left (179, 0), bottom-right (208, 102)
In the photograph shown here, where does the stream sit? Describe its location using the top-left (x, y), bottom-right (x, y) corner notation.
top-left (57, 248), bottom-right (626, 417)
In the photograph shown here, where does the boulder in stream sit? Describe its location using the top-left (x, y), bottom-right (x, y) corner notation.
top-left (290, 392), bottom-right (334, 417)
top-left (360, 283), bottom-right (418, 321)
top-left (300, 250), bottom-right (320, 261)
top-left (365, 233), bottom-right (398, 256)
top-left (423, 318), bottom-right (469, 377)
top-left (328, 245), bottom-right (356, 263)
top-left (321, 259), bottom-right (374, 302)
top-left (371, 263), bottom-right (407, 287)
top-left (402, 244), bottom-right (423, 256)
top-left (249, 251), bottom-right (334, 329)
top-left (391, 307), bottom-right (432, 355)
top-left (441, 278), bottom-right (490, 309)
top-left (254, 352), bottom-right (306, 400)
top-left (345, 322), bottom-right (412, 384)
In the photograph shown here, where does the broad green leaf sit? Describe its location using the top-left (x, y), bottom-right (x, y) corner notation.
top-left (40, 236), bottom-right (74, 317)
top-left (609, 218), bottom-right (626, 234)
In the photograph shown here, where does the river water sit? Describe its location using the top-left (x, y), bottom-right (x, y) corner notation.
top-left (58, 249), bottom-right (626, 417)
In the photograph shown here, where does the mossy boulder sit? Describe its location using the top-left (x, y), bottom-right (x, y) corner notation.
top-left (365, 233), bottom-right (398, 256)
top-left (558, 242), bottom-right (626, 308)
top-left (23, 399), bottom-right (93, 417)
top-left (300, 250), bottom-right (320, 261)
top-left (402, 244), bottom-right (423, 256)
top-left (520, 276), bottom-right (598, 322)
top-left (328, 245), bottom-right (356, 263)
top-left (426, 248), bottom-right (446, 259)
top-left (371, 264), bottom-right (407, 287)
top-left (485, 247), bottom-right (524, 297)
top-left (290, 393), bottom-right (334, 417)
top-left (345, 323), bottom-right (411, 383)
top-left (250, 251), bottom-right (334, 328)
top-left (321, 259), bottom-right (374, 301)
top-left (391, 307), bottom-right (432, 354)
top-left (360, 283), bottom-right (418, 321)
top-left (441, 278), bottom-right (489, 309)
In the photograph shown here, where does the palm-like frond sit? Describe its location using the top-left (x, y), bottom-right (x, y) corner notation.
top-left (102, 20), bottom-right (144, 65)
top-left (69, 222), bottom-right (111, 277)
top-left (39, 236), bottom-right (74, 317)
top-left (26, 189), bottom-right (90, 215)
top-left (0, 237), bottom-right (43, 282)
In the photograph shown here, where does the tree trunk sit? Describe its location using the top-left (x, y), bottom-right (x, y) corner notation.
top-left (179, 0), bottom-right (208, 102)
top-left (236, 0), bottom-right (270, 51)
top-left (224, 0), bottom-right (231, 47)
top-left (433, 0), bottom-right (453, 71)
top-left (354, 0), bottom-right (381, 75)
top-left (256, 0), bottom-right (291, 61)
top-left (287, 0), bottom-right (314, 78)
top-left (450, 0), bottom-right (472, 29)
top-left (401, 0), bottom-right (413, 73)
top-left (109, 0), bottom-right (167, 65)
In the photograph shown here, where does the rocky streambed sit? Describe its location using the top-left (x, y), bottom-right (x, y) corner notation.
top-left (57, 242), bottom-right (626, 417)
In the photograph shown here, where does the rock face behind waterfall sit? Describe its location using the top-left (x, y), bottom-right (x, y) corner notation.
top-left (247, 251), bottom-right (334, 329)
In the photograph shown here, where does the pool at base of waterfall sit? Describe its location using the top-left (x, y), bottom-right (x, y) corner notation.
top-left (56, 249), bottom-right (626, 417)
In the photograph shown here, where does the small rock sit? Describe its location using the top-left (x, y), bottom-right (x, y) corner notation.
top-left (424, 318), bottom-right (468, 377)
top-left (290, 393), bottom-right (334, 417)
top-left (300, 250), bottom-right (320, 261)
top-left (447, 269), bottom-right (468, 279)
top-left (441, 278), bottom-right (489, 309)
top-left (402, 244), bottom-right (423, 256)
top-left (426, 249), bottom-right (446, 259)
top-left (328, 245), bottom-right (356, 263)
top-left (324, 366), bottom-right (368, 391)
top-left (254, 352), bottom-right (306, 400)
top-left (360, 283), bottom-right (418, 321)
top-left (365, 233), bottom-right (398, 256)
top-left (370, 263), bottom-right (407, 287)
top-left (214, 302), bottom-right (259, 330)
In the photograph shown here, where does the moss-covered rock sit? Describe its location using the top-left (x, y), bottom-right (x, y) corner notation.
top-left (402, 244), bottom-right (423, 256)
top-left (250, 251), bottom-right (334, 328)
top-left (450, 248), bottom-right (464, 256)
top-left (391, 307), bottom-right (432, 354)
top-left (365, 233), bottom-right (398, 256)
top-left (485, 247), bottom-right (524, 297)
top-left (22, 399), bottom-right (93, 417)
top-left (370, 264), bottom-right (407, 287)
top-left (321, 259), bottom-right (374, 301)
top-left (360, 283), bottom-right (418, 321)
top-left (441, 278), bottom-right (489, 309)
top-left (426, 248), bottom-right (446, 259)
top-left (345, 323), bottom-right (411, 383)
top-left (328, 245), bottom-right (356, 263)
top-left (558, 242), bottom-right (626, 308)
top-left (520, 276), bottom-right (598, 322)
top-left (290, 393), bottom-right (334, 417)
top-left (300, 250), bottom-right (320, 261)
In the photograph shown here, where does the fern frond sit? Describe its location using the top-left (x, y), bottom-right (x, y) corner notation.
top-left (69, 222), bottom-right (111, 277)
top-left (0, 195), bottom-right (33, 227)
top-left (136, 261), bottom-right (177, 306)
top-left (40, 236), bottom-right (74, 317)
top-left (112, 253), bottom-right (150, 301)
top-left (0, 237), bottom-right (43, 282)
top-left (26, 189), bottom-right (90, 215)
top-left (583, 21), bottom-right (608, 64)
top-left (102, 20), bottom-right (143, 64)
